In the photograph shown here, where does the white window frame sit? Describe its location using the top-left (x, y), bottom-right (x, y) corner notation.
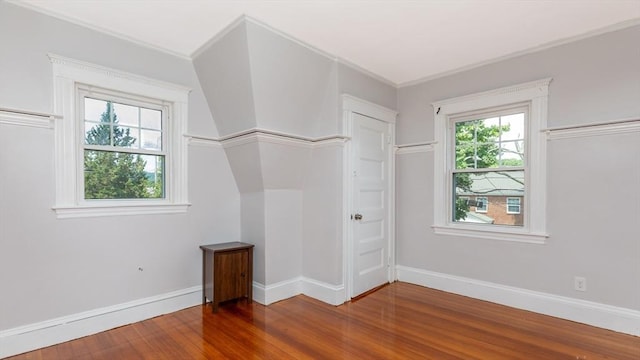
top-left (50, 54), bottom-right (191, 218)
top-left (506, 197), bottom-right (521, 214)
top-left (432, 78), bottom-right (550, 243)
top-left (475, 196), bottom-right (488, 213)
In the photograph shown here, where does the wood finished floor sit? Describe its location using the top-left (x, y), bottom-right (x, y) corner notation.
top-left (7, 282), bottom-right (640, 359)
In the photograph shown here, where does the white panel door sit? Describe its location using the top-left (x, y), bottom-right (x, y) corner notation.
top-left (351, 113), bottom-right (390, 297)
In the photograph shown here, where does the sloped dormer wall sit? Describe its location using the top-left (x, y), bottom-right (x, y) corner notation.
top-left (193, 17), bottom-right (396, 303)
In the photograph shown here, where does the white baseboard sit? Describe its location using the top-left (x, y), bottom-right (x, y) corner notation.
top-left (253, 277), bottom-right (345, 306)
top-left (396, 265), bottom-right (640, 336)
top-left (0, 286), bottom-right (202, 359)
top-left (301, 277), bottom-right (346, 306)
top-left (253, 277), bottom-right (301, 305)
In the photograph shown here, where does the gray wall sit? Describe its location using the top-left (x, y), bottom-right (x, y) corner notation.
top-left (396, 25), bottom-right (640, 310)
top-left (0, 2), bottom-right (241, 331)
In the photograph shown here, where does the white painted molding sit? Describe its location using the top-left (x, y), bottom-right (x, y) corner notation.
top-left (218, 128), bottom-right (349, 143)
top-left (191, 14), bottom-right (396, 87)
top-left (399, 18), bottom-right (640, 88)
top-left (253, 277), bottom-right (346, 306)
top-left (432, 78), bottom-right (552, 112)
top-left (396, 266), bottom-right (640, 336)
top-left (0, 286), bottom-right (202, 358)
top-left (185, 135), bottom-right (223, 148)
top-left (432, 225), bottom-right (548, 244)
top-left (301, 277), bottom-right (346, 306)
top-left (432, 79), bottom-right (550, 242)
top-left (395, 141), bottom-right (437, 154)
top-left (8, 2), bottom-right (192, 60)
top-left (0, 108), bottom-right (56, 129)
top-left (206, 129), bottom-right (349, 149)
top-left (545, 118), bottom-right (640, 140)
top-left (342, 94), bottom-right (398, 124)
top-left (191, 14), bottom-right (248, 59)
top-left (48, 54), bottom-right (191, 98)
top-left (253, 278), bottom-right (301, 305)
top-left (50, 55), bottom-right (191, 219)
top-left (53, 203), bottom-right (191, 219)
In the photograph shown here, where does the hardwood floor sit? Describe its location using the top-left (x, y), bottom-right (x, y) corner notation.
top-left (7, 282), bottom-right (639, 359)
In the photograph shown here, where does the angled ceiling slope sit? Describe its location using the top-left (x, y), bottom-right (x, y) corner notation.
top-left (11, 0), bottom-right (640, 85)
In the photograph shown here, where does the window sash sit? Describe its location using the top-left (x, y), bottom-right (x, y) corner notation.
top-left (78, 88), bottom-right (169, 202)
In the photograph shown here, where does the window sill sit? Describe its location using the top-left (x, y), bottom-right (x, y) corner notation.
top-left (432, 225), bottom-right (548, 244)
top-left (53, 203), bottom-right (191, 219)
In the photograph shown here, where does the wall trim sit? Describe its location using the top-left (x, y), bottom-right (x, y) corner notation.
top-left (253, 277), bottom-right (346, 306)
top-left (396, 266), bottom-right (640, 336)
top-left (186, 128), bottom-right (350, 149)
top-left (399, 18), bottom-right (640, 88)
top-left (185, 134), bottom-right (223, 148)
top-left (395, 141), bottom-right (437, 154)
top-left (9, 1), bottom-right (192, 60)
top-left (0, 107), bottom-right (59, 129)
top-left (545, 118), bottom-right (640, 140)
top-left (301, 277), bottom-right (346, 306)
top-left (342, 94), bottom-right (398, 124)
top-left (0, 286), bottom-right (202, 358)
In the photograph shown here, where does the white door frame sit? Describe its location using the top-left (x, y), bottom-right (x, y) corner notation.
top-left (342, 94), bottom-right (397, 300)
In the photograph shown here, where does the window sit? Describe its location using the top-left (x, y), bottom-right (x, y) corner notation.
top-left (475, 197), bottom-right (488, 213)
top-left (506, 198), bottom-right (521, 214)
top-left (453, 108), bottom-right (524, 225)
top-left (432, 78), bottom-right (550, 243)
top-left (51, 54), bottom-right (190, 218)
top-left (81, 90), bottom-right (166, 200)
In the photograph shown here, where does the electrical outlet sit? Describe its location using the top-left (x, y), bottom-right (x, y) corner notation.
top-left (574, 276), bottom-right (587, 292)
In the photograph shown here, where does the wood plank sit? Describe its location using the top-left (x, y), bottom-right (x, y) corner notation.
top-left (6, 282), bottom-right (639, 359)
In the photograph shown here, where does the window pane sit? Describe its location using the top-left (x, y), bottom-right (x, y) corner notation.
top-left (84, 150), bottom-right (164, 199)
top-left (141, 108), bottom-right (162, 130)
top-left (453, 170), bottom-right (524, 226)
top-left (455, 143), bottom-right (476, 169)
top-left (112, 102), bottom-right (139, 127)
top-left (85, 122), bottom-right (111, 145)
top-left (455, 119), bottom-right (502, 170)
top-left (455, 120), bottom-right (477, 144)
top-left (507, 198), bottom-right (521, 214)
top-left (116, 126), bottom-right (140, 148)
top-left (500, 113), bottom-right (525, 141)
top-left (141, 129), bottom-right (162, 150)
top-left (84, 98), bottom-right (108, 122)
top-left (499, 140), bottom-right (524, 167)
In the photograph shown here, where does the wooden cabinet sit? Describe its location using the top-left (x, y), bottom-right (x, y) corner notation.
top-left (200, 242), bottom-right (254, 312)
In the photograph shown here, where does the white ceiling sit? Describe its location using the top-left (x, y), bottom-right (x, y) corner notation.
top-left (11, 0), bottom-right (640, 85)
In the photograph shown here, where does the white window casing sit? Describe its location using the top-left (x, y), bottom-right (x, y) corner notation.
top-left (50, 54), bottom-right (191, 218)
top-left (432, 78), bottom-right (551, 243)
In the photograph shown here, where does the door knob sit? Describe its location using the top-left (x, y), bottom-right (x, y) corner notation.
top-left (354, 213), bottom-right (363, 220)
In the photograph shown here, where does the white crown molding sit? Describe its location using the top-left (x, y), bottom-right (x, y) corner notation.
top-left (395, 141), bottom-right (437, 154)
top-left (191, 14), bottom-right (249, 59)
top-left (8, 1), bottom-right (191, 60)
top-left (399, 18), bottom-right (640, 88)
top-left (545, 118), bottom-right (640, 140)
top-left (0, 107), bottom-right (58, 129)
top-left (396, 266), bottom-right (640, 336)
top-left (0, 286), bottom-right (201, 358)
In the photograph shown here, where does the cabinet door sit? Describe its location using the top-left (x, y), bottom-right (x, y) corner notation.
top-left (214, 250), bottom-right (249, 302)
